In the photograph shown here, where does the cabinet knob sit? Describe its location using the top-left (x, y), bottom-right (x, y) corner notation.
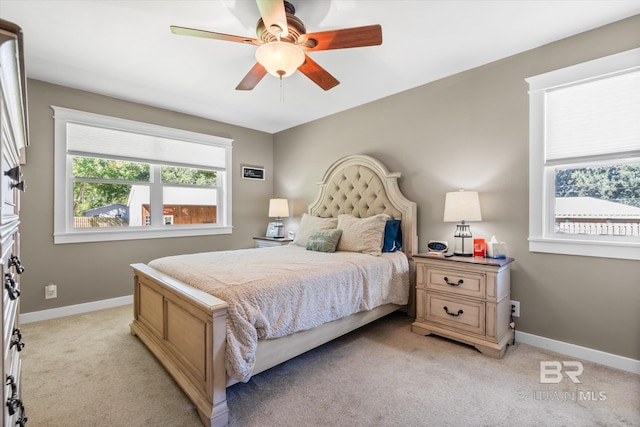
top-left (4, 165), bottom-right (20, 181)
top-left (17, 404), bottom-right (28, 427)
top-left (16, 404), bottom-right (28, 427)
top-left (6, 375), bottom-right (17, 397)
top-left (5, 375), bottom-right (27, 422)
top-left (10, 328), bottom-right (25, 352)
top-left (4, 273), bottom-right (20, 300)
top-left (10, 255), bottom-right (25, 274)
top-left (11, 180), bottom-right (26, 192)
top-left (6, 396), bottom-right (23, 416)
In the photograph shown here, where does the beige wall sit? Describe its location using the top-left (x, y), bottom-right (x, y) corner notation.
top-left (274, 15), bottom-right (640, 359)
top-left (20, 16), bottom-right (640, 360)
top-left (21, 80), bottom-right (274, 313)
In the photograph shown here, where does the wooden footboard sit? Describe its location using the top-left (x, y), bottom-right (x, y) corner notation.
top-left (128, 155), bottom-right (417, 426)
top-left (130, 262), bottom-right (405, 427)
top-left (129, 263), bottom-right (229, 427)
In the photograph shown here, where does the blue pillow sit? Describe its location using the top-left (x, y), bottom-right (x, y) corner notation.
top-left (382, 219), bottom-right (402, 252)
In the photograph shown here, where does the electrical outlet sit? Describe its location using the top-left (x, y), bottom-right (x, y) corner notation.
top-left (511, 300), bottom-right (520, 317)
top-left (45, 283), bottom-right (57, 299)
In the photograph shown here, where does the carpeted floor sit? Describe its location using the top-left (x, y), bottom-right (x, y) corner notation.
top-left (20, 305), bottom-right (640, 426)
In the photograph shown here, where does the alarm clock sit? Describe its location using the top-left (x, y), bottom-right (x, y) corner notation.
top-left (427, 240), bottom-right (448, 253)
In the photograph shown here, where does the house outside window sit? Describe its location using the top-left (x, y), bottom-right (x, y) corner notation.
top-left (53, 106), bottom-right (233, 244)
top-left (526, 48), bottom-right (640, 260)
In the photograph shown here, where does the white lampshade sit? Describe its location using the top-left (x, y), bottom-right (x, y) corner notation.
top-left (256, 41), bottom-right (305, 78)
top-left (268, 198), bottom-right (290, 218)
top-left (443, 190), bottom-right (482, 222)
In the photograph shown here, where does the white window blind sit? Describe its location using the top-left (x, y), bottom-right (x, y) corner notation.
top-left (67, 122), bottom-right (227, 170)
top-left (545, 69), bottom-right (640, 162)
top-left (52, 106), bottom-right (234, 244)
top-left (526, 48), bottom-right (640, 260)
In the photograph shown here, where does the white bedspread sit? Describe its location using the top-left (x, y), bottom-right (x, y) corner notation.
top-left (148, 245), bottom-right (409, 382)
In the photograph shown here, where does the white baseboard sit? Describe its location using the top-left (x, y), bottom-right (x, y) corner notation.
top-left (21, 295), bottom-right (133, 324)
top-left (515, 330), bottom-right (640, 375)
top-left (21, 297), bottom-right (639, 375)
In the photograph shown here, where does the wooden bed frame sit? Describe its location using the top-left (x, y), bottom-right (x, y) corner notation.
top-left (130, 154), bottom-right (418, 426)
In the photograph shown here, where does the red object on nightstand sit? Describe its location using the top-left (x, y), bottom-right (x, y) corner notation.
top-left (473, 238), bottom-right (486, 257)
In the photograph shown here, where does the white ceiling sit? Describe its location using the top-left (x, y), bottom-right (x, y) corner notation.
top-left (2, 1), bottom-right (639, 134)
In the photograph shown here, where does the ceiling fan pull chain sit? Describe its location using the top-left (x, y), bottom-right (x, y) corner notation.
top-left (280, 76), bottom-right (285, 103)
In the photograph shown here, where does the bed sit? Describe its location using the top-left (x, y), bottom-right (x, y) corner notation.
top-left (129, 154), bottom-right (418, 427)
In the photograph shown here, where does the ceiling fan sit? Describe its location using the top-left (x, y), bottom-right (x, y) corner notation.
top-left (170, 0), bottom-right (382, 91)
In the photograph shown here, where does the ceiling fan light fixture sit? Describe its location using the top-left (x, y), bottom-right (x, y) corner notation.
top-left (255, 41), bottom-right (305, 78)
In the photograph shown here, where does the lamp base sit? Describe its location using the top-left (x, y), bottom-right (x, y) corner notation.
top-left (453, 224), bottom-right (473, 257)
top-left (274, 218), bottom-right (284, 238)
top-left (452, 252), bottom-right (473, 257)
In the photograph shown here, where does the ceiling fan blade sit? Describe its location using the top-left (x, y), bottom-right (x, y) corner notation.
top-left (298, 55), bottom-right (339, 91)
top-left (236, 63), bottom-right (268, 90)
top-left (300, 25), bottom-right (382, 51)
top-left (256, 0), bottom-right (288, 37)
top-left (170, 25), bottom-right (261, 46)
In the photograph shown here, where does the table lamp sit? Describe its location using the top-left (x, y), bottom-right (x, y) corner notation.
top-left (268, 198), bottom-right (289, 238)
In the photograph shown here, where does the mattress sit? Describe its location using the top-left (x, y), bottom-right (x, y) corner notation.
top-left (148, 245), bottom-right (409, 381)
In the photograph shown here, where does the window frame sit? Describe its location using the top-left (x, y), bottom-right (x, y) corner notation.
top-left (526, 48), bottom-right (640, 261)
top-left (52, 106), bottom-right (233, 244)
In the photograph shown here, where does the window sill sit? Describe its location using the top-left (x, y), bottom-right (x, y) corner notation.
top-left (529, 237), bottom-right (640, 261)
top-left (54, 225), bottom-right (233, 244)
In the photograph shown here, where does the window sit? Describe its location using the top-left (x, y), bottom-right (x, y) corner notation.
top-left (526, 48), bottom-right (640, 260)
top-left (53, 107), bottom-right (233, 243)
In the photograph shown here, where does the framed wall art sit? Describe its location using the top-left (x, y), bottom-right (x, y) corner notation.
top-left (242, 165), bottom-right (265, 180)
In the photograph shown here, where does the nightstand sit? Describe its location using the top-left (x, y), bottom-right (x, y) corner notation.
top-left (253, 237), bottom-right (293, 248)
top-left (411, 254), bottom-right (515, 358)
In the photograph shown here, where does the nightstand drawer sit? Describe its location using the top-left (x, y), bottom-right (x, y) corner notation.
top-left (425, 293), bottom-right (485, 336)
top-left (421, 266), bottom-right (486, 299)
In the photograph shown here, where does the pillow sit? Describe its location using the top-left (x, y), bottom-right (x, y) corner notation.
top-left (306, 229), bottom-right (343, 253)
top-left (336, 213), bottom-right (389, 256)
top-left (292, 213), bottom-right (338, 247)
top-left (382, 219), bottom-right (402, 253)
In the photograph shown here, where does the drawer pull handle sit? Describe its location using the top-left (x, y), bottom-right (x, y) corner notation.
top-left (444, 277), bottom-right (463, 287)
top-left (443, 306), bottom-right (464, 317)
top-left (10, 255), bottom-right (25, 274)
top-left (4, 274), bottom-right (20, 300)
top-left (11, 328), bottom-right (25, 352)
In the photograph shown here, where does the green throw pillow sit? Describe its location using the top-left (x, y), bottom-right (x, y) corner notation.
top-left (306, 229), bottom-right (343, 253)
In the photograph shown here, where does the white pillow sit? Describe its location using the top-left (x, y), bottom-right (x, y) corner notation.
top-left (336, 213), bottom-right (389, 256)
top-left (292, 214), bottom-right (338, 247)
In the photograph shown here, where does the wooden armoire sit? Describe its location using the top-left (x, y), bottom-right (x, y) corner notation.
top-left (0, 18), bottom-right (29, 426)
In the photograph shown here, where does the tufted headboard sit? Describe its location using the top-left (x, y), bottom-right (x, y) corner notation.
top-left (309, 154), bottom-right (418, 259)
